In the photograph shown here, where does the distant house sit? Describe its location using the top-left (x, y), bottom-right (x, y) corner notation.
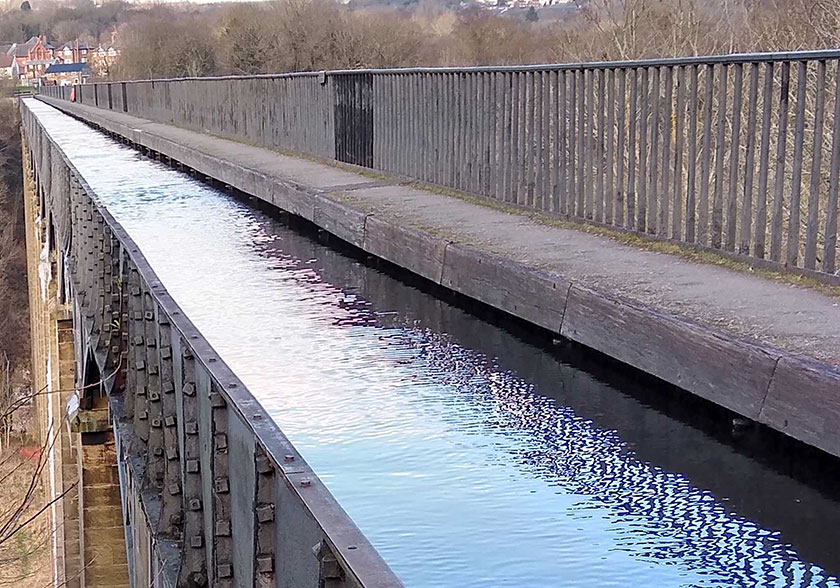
top-left (44, 62), bottom-right (89, 86)
top-left (97, 45), bottom-right (118, 59)
top-left (0, 53), bottom-right (20, 79)
top-left (0, 36), bottom-right (106, 85)
top-left (9, 36), bottom-right (57, 84)
top-left (89, 45), bottom-right (119, 78)
top-left (56, 40), bottom-right (94, 64)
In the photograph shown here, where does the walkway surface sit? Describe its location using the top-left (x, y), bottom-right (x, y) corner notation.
top-left (35, 96), bottom-right (840, 458)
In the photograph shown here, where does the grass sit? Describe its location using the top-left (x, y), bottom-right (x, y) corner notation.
top-left (0, 448), bottom-right (51, 588)
top-left (15, 530), bottom-right (33, 576)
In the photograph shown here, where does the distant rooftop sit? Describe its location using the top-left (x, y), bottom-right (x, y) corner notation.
top-left (59, 41), bottom-right (93, 51)
top-left (13, 43), bottom-right (34, 57)
top-left (45, 62), bottom-right (88, 74)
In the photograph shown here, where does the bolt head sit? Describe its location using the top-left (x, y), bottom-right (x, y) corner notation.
top-left (217, 563), bottom-right (232, 579)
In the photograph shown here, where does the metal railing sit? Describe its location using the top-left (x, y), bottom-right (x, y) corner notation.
top-left (40, 49), bottom-right (840, 278)
top-left (21, 100), bottom-right (403, 588)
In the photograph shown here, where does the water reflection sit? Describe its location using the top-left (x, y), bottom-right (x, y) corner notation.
top-left (28, 99), bottom-right (840, 588)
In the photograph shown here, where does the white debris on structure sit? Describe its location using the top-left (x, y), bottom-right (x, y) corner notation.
top-left (38, 238), bottom-right (50, 301)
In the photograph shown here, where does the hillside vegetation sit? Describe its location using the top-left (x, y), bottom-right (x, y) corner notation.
top-left (114, 0), bottom-right (840, 78)
top-left (3, 0), bottom-right (840, 80)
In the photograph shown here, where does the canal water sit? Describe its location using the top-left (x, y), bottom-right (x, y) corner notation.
top-left (28, 99), bottom-right (840, 588)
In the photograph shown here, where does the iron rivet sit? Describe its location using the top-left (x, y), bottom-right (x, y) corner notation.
top-left (217, 564), bottom-right (232, 579)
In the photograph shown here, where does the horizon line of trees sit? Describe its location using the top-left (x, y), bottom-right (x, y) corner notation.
top-left (2, 0), bottom-right (840, 80)
top-left (110, 0), bottom-right (840, 80)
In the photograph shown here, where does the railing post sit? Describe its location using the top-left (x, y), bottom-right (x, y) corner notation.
top-left (804, 60), bottom-right (827, 270)
top-left (740, 63), bottom-right (759, 255)
top-left (770, 61), bottom-right (791, 262)
top-left (787, 60), bottom-right (808, 267)
top-left (824, 62), bottom-right (840, 274)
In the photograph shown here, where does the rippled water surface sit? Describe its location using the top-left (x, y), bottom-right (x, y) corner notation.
top-left (28, 99), bottom-right (840, 587)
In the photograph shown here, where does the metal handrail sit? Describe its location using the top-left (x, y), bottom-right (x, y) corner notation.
top-left (40, 48), bottom-right (840, 280)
